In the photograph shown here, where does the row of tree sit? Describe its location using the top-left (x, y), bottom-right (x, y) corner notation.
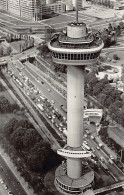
top-left (0, 95), bottom-right (19, 113)
top-left (0, 82), bottom-right (5, 92)
top-left (85, 72), bottom-right (124, 126)
top-left (6, 33), bottom-right (34, 43)
top-left (0, 45), bottom-right (12, 56)
top-left (3, 118), bottom-right (62, 193)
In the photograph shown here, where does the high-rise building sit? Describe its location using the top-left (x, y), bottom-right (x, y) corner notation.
top-left (8, 0), bottom-right (21, 17)
top-left (72, 0), bottom-right (82, 9)
top-left (20, 0), bottom-right (42, 21)
top-left (57, 0), bottom-right (82, 10)
top-left (0, 0), bottom-right (42, 21)
top-left (42, 2), bottom-right (65, 15)
top-left (48, 0), bottom-right (103, 194)
top-left (0, 0), bottom-right (8, 11)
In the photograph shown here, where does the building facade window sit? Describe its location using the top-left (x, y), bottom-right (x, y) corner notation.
top-left (52, 52), bottom-right (99, 60)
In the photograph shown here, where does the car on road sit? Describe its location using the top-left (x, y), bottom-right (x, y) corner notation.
top-left (3, 184), bottom-right (8, 190)
top-left (19, 72), bottom-right (22, 76)
top-left (55, 123), bottom-right (59, 128)
top-left (110, 155), bottom-right (114, 160)
top-left (91, 135), bottom-right (94, 139)
top-left (51, 100), bottom-right (55, 104)
top-left (51, 119), bottom-right (55, 124)
top-left (0, 179), bottom-right (4, 184)
top-left (96, 146), bottom-right (100, 150)
top-left (46, 113), bottom-right (52, 119)
top-left (84, 134), bottom-right (87, 138)
top-left (91, 148), bottom-right (95, 152)
top-left (59, 123), bottom-right (63, 127)
top-left (63, 116), bottom-right (66, 121)
top-left (40, 95), bottom-right (45, 102)
top-left (52, 115), bottom-right (56, 119)
top-left (59, 127), bottom-right (62, 131)
top-left (8, 192), bottom-right (14, 195)
top-left (83, 141), bottom-right (88, 145)
top-left (61, 104), bottom-right (67, 113)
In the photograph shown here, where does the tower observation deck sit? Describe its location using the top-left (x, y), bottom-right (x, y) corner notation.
top-left (48, 2), bottom-right (103, 194)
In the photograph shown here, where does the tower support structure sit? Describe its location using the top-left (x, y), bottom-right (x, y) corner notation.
top-left (48, 5), bottom-right (103, 194)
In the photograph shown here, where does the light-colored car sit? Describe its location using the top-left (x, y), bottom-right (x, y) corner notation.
top-left (51, 100), bottom-right (54, 104)
top-left (84, 141), bottom-right (88, 145)
top-left (84, 134), bottom-right (87, 138)
top-left (59, 123), bottom-right (63, 127)
top-left (3, 184), bottom-right (8, 190)
top-left (59, 127), bottom-right (62, 131)
top-left (8, 191), bottom-right (14, 195)
top-left (0, 179), bottom-right (4, 184)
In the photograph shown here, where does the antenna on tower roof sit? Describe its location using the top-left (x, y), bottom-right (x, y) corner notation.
top-left (76, 0), bottom-right (78, 23)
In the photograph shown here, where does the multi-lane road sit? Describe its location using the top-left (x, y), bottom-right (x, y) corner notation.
top-left (0, 155), bottom-right (27, 195)
top-left (85, 134), bottom-right (124, 183)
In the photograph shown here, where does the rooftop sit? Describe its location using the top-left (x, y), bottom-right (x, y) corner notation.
top-left (59, 32), bottom-right (94, 44)
top-left (50, 36), bottom-right (103, 50)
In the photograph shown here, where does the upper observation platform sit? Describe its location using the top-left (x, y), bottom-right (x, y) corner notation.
top-left (48, 22), bottom-right (104, 66)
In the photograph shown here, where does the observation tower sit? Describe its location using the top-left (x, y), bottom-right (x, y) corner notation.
top-left (48, 1), bottom-right (104, 194)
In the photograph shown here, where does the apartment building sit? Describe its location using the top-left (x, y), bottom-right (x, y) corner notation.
top-left (20, 0), bottom-right (42, 21)
top-left (42, 2), bottom-right (66, 15)
top-left (0, 0), bottom-right (42, 21)
top-left (8, 0), bottom-right (21, 17)
top-left (0, 0), bottom-right (8, 11)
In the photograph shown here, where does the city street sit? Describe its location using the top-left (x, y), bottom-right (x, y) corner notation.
top-left (85, 135), bottom-right (124, 182)
top-left (0, 155), bottom-right (27, 195)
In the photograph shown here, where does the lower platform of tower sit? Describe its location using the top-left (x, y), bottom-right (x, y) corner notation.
top-left (54, 162), bottom-right (94, 195)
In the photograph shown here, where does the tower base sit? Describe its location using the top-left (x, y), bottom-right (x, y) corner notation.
top-left (54, 163), bottom-right (94, 195)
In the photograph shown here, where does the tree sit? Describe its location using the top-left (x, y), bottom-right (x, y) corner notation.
top-left (105, 96), bottom-right (114, 108)
top-left (108, 23), bottom-right (113, 32)
top-left (6, 46), bottom-right (12, 55)
top-left (45, 27), bottom-right (55, 39)
top-left (0, 46), bottom-right (3, 56)
top-left (13, 119), bottom-right (33, 131)
top-left (4, 118), bottom-right (18, 139)
top-left (39, 44), bottom-right (49, 56)
top-left (10, 127), bottom-right (26, 150)
top-left (93, 82), bottom-right (104, 96)
top-left (98, 93), bottom-right (107, 106)
top-left (113, 54), bottom-right (120, 60)
top-left (29, 27), bottom-right (32, 33)
top-left (22, 128), bottom-right (38, 148)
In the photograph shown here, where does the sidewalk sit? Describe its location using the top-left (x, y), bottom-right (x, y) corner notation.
top-left (0, 146), bottom-right (35, 195)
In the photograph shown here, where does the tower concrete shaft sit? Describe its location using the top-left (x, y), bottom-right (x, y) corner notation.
top-left (67, 65), bottom-right (84, 178)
